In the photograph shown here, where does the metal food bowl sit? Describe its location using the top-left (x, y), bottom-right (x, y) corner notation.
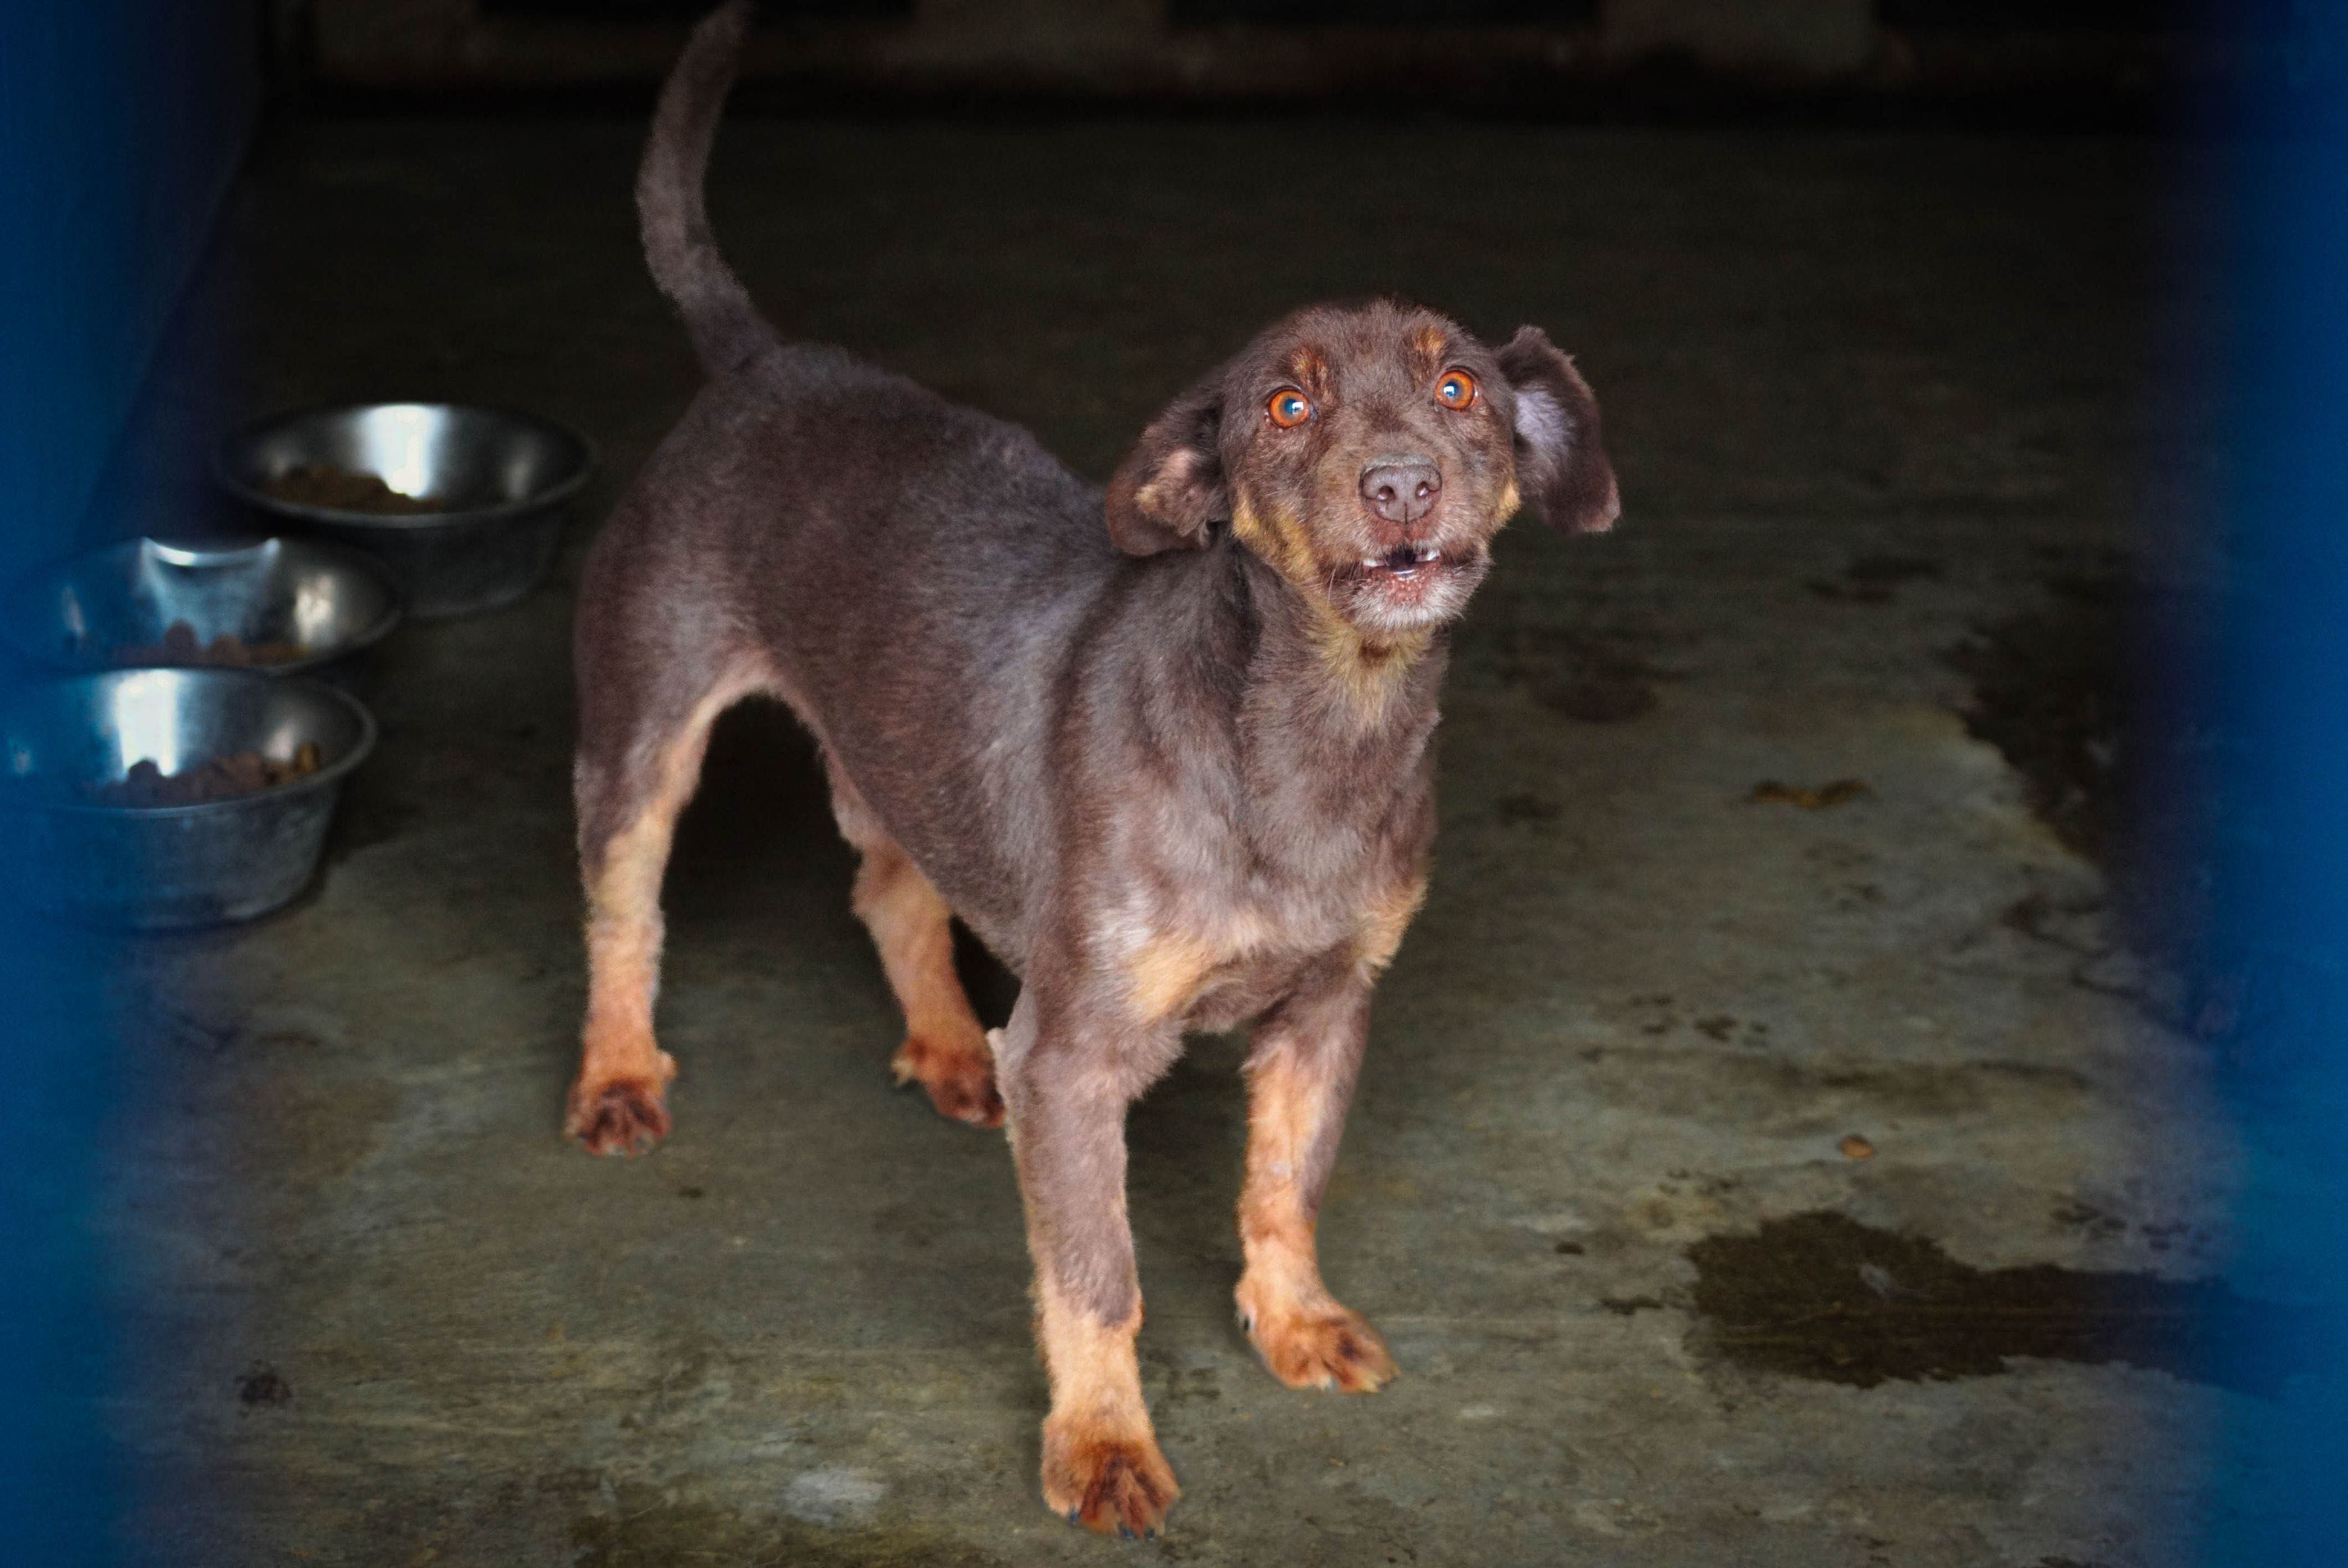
top-left (3, 535), bottom-right (402, 680)
top-left (215, 402), bottom-right (593, 619)
top-left (0, 668), bottom-right (377, 928)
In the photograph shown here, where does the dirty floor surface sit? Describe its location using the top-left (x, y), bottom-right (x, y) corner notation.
top-left (109, 119), bottom-right (2257, 1565)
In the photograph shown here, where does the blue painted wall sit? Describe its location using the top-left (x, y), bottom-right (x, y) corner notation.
top-left (0, 6), bottom-right (257, 1564)
top-left (0, 0), bottom-right (261, 577)
top-left (2201, 64), bottom-right (2348, 1563)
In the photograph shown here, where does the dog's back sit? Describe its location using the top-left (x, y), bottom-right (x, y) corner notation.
top-left (594, 0), bottom-right (1153, 958)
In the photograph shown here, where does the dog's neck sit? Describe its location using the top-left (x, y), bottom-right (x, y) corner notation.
top-left (1224, 544), bottom-right (1447, 843)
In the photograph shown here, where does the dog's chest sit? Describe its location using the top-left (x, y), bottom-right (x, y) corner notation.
top-left (1090, 691), bottom-right (1434, 1032)
top-left (1108, 872), bottom-right (1413, 1033)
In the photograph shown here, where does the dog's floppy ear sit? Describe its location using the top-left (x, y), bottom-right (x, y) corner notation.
top-left (1496, 326), bottom-right (1619, 535)
top-left (1105, 378), bottom-right (1227, 556)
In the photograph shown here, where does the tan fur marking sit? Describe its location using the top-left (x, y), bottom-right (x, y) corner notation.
top-left (1233, 494), bottom-right (1435, 718)
top-left (1035, 1276), bottom-right (1178, 1534)
top-left (1125, 908), bottom-right (1277, 1024)
top-left (1309, 614), bottom-right (1430, 722)
top-left (1355, 876), bottom-right (1428, 979)
top-left (1495, 476), bottom-right (1522, 521)
top-left (570, 685), bottom-right (744, 1151)
top-left (1235, 1055), bottom-right (1396, 1392)
top-left (853, 841), bottom-right (1001, 1126)
top-left (1130, 448), bottom-right (1192, 520)
top-left (1288, 346), bottom-right (1329, 400)
top-left (1126, 930), bottom-right (1222, 1025)
top-left (1236, 1055), bottom-right (1323, 1311)
top-left (1035, 1276), bottom-right (1149, 1432)
top-left (1230, 495), bottom-right (1318, 587)
top-left (1412, 323), bottom-right (1448, 370)
top-left (580, 814), bottom-right (674, 1075)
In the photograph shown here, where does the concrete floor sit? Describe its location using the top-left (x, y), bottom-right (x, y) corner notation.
top-left (110, 117), bottom-right (2249, 1565)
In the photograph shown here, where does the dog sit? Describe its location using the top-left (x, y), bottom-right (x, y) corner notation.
top-left (566, 0), bottom-right (1618, 1536)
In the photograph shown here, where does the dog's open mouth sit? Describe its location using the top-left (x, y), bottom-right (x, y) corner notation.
top-left (1365, 544), bottom-right (1440, 578)
top-left (1353, 544), bottom-right (1448, 583)
top-left (1334, 542), bottom-right (1478, 597)
top-left (1328, 541), bottom-right (1486, 629)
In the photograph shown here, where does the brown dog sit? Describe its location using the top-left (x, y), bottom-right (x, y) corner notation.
top-left (567, 1), bottom-right (1618, 1536)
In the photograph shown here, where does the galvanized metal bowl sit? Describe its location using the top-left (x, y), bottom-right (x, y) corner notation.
top-left (0, 668), bottom-right (377, 928)
top-left (3, 535), bottom-right (402, 680)
top-left (214, 402), bottom-right (593, 620)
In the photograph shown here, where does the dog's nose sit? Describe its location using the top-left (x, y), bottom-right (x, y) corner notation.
top-left (1360, 456), bottom-right (1441, 526)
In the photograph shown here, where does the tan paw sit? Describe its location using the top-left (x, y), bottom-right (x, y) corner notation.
top-left (891, 1032), bottom-right (1005, 1128)
top-left (1040, 1421), bottom-right (1179, 1538)
top-left (1240, 1299), bottom-right (1397, 1393)
top-left (565, 1061), bottom-right (673, 1157)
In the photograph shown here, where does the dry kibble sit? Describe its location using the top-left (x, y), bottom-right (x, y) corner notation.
top-left (1840, 1134), bottom-right (1876, 1160)
top-left (115, 618), bottom-right (306, 668)
top-left (89, 744), bottom-right (325, 807)
top-left (262, 461), bottom-right (448, 515)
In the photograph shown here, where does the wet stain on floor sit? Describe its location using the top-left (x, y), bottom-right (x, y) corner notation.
top-left (1687, 1211), bottom-right (2322, 1397)
top-left (1496, 790), bottom-right (1564, 825)
top-left (1946, 567), bottom-right (2220, 963)
top-left (1575, 1046), bottom-right (2086, 1123)
top-left (236, 1364), bottom-right (292, 1407)
top-left (1946, 575), bottom-right (2137, 868)
top-left (1492, 626), bottom-right (1669, 725)
top-left (1538, 677), bottom-right (1660, 724)
top-left (1809, 554), bottom-right (1943, 603)
top-left (1940, 568), bottom-right (2290, 1050)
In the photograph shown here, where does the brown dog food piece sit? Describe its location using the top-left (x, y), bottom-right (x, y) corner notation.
top-left (1840, 1134), bottom-right (1876, 1159)
top-left (89, 743), bottom-right (324, 807)
top-left (115, 621), bottom-right (308, 668)
top-left (261, 462), bottom-right (449, 515)
top-left (208, 633), bottom-right (306, 667)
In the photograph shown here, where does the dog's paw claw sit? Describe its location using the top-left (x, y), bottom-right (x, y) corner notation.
top-left (891, 1034), bottom-right (1006, 1130)
top-left (1042, 1428), bottom-right (1179, 1538)
top-left (1246, 1304), bottom-right (1397, 1393)
top-left (565, 1076), bottom-right (671, 1157)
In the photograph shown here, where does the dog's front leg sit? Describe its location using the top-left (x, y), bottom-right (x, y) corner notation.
top-left (994, 991), bottom-right (1180, 1537)
top-left (1235, 959), bottom-right (1398, 1392)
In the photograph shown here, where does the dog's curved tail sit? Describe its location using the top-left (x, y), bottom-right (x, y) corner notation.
top-left (639, 0), bottom-right (773, 375)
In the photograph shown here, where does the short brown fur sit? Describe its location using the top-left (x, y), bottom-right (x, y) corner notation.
top-left (570, 2), bottom-right (1619, 1534)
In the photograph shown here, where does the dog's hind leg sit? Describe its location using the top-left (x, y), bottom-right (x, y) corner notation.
top-left (826, 758), bottom-right (1003, 1128)
top-left (568, 669), bottom-right (749, 1156)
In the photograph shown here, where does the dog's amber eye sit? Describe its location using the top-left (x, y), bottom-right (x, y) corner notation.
top-left (1436, 371), bottom-right (1477, 410)
top-left (1267, 389), bottom-right (1313, 429)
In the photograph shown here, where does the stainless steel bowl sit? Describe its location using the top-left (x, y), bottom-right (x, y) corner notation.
top-left (0, 668), bottom-right (377, 928)
top-left (214, 402), bottom-right (593, 619)
top-left (3, 535), bottom-right (402, 680)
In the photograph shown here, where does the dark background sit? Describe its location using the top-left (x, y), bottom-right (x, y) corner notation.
top-left (8, 4), bottom-right (2347, 1565)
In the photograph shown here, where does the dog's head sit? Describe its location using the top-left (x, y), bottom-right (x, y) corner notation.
top-left (1105, 299), bottom-right (1617, 639)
